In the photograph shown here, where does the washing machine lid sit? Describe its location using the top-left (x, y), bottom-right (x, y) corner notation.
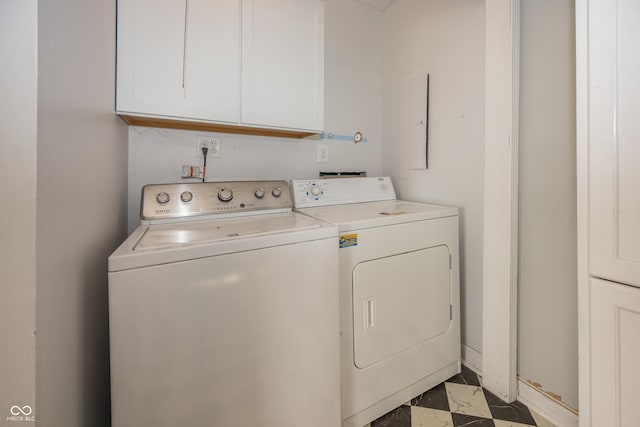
top-left (295, 200), bottom-right (458, 232)
top-left (134, 212), bottom-right (326, 250)
top-left (109, 212), bottom-right (337, 272)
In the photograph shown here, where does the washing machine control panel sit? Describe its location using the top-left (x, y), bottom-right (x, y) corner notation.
top-left (140, 180), bottom-right (292, 223)
top-left (292, 177), bottom-right (396, 208)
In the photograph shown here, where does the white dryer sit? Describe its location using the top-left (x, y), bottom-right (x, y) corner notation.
top-left (291, 177), bottom-right (461, 427)
top-left (108, 180), bottom-right (341, 427)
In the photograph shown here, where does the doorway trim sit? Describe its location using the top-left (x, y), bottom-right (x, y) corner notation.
top-left (575, 0), bottom-right (589, 425)
top-left (481, 0), bottom-right (520, 403)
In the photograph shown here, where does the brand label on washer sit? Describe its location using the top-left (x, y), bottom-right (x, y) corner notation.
top-left (339, 233), bottom-right (358, 248)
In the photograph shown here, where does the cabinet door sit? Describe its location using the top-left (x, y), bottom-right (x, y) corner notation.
top-left (117, 0), bottom-right (239, 122)
top-left (590, 278), bottom-right (640, 427)
top-left (588, 0), bottom-right (640, 286)
top-left (241, 0), bottom-right (324, 131)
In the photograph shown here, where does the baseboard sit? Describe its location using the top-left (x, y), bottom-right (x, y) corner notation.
top-left (517, 378), bottom-right (579, 427)
top-left (461, 344), bottom-right (483, 376)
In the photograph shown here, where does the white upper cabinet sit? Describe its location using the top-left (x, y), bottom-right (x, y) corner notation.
top-left (116, 0), bottom-right (324, 134)
top-left (241, 0), bottom-right (325, 131)
top-left (588, 0), bottom-right (640, 287)
top-left (117, 0), bottom-right (240, 123)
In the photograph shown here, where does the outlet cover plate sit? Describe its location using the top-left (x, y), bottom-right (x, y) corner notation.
top-left (197, 136), bottom-right (221, 158)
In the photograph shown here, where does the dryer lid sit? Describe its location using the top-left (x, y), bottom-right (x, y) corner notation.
top-left (296, 200), bottom-right (458, 232)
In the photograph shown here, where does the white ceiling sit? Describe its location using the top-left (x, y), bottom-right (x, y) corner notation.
top-left (355, 0), bottom-right (397, 11)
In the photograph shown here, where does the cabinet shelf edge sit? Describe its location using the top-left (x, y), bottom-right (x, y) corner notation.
top-left (118, 114), bottom-right (319, 139)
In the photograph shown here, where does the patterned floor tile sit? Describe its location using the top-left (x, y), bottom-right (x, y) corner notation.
top-left (445, 382), bottom-right (492, 418)
top-left (451, 412), bottom-right (495, 426)
top-left (369, 364), bottom-right (555, 427)
top-left (371, 404), bottom-right (412, 427)
top-left (411, 382), bottom-right (450, 412)
top-left (493, 420), bottom-right (537, 427)
top-left (410, 406), bottom-right (453, 427)
top-left (447, 365), bottom-right (482, 387)
top-left (482, 389), bottom-right (536, 425)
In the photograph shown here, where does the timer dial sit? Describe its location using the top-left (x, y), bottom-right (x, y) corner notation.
top-left (272, 187), bottom-right (282, 197)
top-left (217, 188), bottom-right (233, 202)
top-left (255, 188), bottom-right (266, 199)
top-left (310, 186), bottom-right (321, 197)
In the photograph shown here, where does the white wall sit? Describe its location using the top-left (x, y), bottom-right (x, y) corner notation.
top-left (127, 0), bottom-right (384, 231)
top-left (518, 0), bottom-right (578, 410)
top-left (0, 2), bottom-right (37, 425)
top-left (35, 0), bottom-right (129, 426)
top-left (382, 0), bottom-right (486, 354)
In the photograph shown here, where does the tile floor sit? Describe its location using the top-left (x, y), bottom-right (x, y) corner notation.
top-left (368, 365), bottom-right (556, 427)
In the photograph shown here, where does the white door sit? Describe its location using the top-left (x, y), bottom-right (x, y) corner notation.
top-left (241, 0), bottom-right (324, 131)
top-left (579, 0), bottom-right (640, 424)
top-left (117, 0), bottom-right (239, 122)
top-left (588, 0), bottom-right (640, 287)
top-left (590, 278), bottom-right (640, 427)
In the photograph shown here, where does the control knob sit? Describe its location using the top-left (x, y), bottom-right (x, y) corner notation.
top-left (254, 188), bottom-right (266, 199)
top-left (156, 192), bottom-right (170, 204)
top-left (217, 188), bottom-right (233, 202)
top-left (180, 191), bottom-right (193, 203)
top-left (272, 187), bottom-right (282, 197)
top-left (310, 186), bottom-right (321, 197)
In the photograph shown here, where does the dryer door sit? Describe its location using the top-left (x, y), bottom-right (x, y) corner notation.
top-left (352, 245), bottom-right (451, 368)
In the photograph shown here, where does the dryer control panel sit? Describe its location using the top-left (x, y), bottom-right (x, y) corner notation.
top-left (292, 177), bottom-right (396, 208)
top-left (140, 180), bottom-right (292, 224)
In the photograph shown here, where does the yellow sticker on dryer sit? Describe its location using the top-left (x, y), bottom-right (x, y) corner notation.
top-left (339, 233), bottom-right (358, 248)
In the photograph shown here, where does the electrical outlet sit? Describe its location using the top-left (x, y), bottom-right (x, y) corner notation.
top-left (317, 144), bottom-right (329, 163)
top-left (197, 136), bottom-right (221, 158)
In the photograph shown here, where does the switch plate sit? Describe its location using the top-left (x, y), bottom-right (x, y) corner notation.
top-left (197, 136), bottom-right (221, 158)
top-left (317, 144), bottom-right (329, 163)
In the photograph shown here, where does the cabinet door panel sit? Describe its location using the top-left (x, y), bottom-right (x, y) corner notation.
top-left (117, 0), bottom-right (186, 116)
top-left (117, 0), bottom-right (239, 122)
top-left (241, 0), bottom-right (324, 131)
top-left (590, 278), bottom-right (640, 427)
top-left (183, 0), bottom-right (239, 122)
top-left (589, 0), bottom-right (640, 286)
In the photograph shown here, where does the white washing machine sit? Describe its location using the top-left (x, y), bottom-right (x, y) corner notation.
top-left (291, 177), bottom-right (461, 427)
top-left (108, 180), bottom-right (341, 427)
